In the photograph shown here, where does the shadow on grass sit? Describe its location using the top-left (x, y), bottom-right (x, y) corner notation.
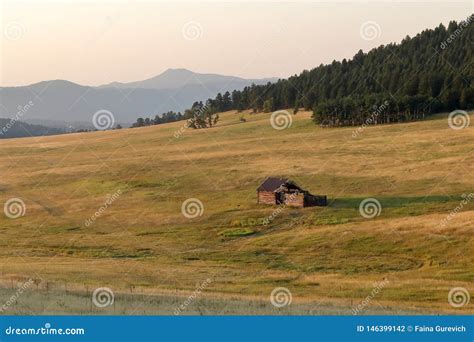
top-left (329, 195), bottom-right (465, 209)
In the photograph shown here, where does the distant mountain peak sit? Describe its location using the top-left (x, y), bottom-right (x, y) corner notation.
top-left (96, 69), bottom-right (275, 91)
top-left (163, 68), bottom-right (192, 73)
top-left (0, 70), bottom-right (276, 124)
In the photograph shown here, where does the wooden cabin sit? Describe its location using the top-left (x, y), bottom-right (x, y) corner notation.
top-left (257, 177), bottom-right (327, 207)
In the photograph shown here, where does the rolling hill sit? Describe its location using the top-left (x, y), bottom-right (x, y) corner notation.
top-left (0, 109), bottom-right (472, 314)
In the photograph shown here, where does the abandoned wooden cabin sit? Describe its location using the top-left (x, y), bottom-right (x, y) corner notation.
top-left (257, 177), bottom-right (327, 207)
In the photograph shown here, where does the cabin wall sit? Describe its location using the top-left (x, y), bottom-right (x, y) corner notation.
top-left (258, 189), bottom-right (328, 207)
top-left (284, 192), bottom-right (305, 207)
top-left (258, 191), bottom-right (276, 205)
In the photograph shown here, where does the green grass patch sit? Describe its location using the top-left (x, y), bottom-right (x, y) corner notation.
top-left (220, 228), bottom-right (256, 238)
top-left (314, 217), bottom-right (350, 225)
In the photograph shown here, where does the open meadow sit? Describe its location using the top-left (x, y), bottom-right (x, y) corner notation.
top-left (0, 110), bottom-right (472, 314)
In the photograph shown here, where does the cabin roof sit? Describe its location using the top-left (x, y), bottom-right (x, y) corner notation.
top-left (257, 177), bottom-right (303, 192)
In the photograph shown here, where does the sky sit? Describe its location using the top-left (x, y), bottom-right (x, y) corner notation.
top-left (0, 0), bottom-right (472, 87)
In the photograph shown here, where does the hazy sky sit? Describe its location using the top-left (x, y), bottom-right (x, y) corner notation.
top-left (1, 0), bottom-right (472, 86)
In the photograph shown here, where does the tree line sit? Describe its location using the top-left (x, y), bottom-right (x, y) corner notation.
top-left (0, 118), bottom-right (65, 139)
top-left (131, 111), bottom-right (185, 127)
top-left (131, 103), bottom-right (221, 129)
top-left (132, 16), bottom-right (473, 129)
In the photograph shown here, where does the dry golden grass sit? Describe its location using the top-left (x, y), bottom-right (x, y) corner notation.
top-left (0, 110), bottom-right (472, 314)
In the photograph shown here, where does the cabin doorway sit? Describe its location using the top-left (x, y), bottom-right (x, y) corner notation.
top-left (275, 192), bottom-right (285, 205)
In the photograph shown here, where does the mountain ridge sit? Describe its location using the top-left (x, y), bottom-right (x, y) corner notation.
top-left (0, 69), bottom-right (277, 125)
top-left (96, 68), bottom-right (278, 90)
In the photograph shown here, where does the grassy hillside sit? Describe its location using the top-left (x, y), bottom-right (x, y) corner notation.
top-left (0, 110), bottom-right (472, 314)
